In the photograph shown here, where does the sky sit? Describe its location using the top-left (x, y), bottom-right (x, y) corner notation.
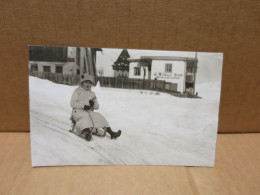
top-left (96, 48), bottom-right (223, 85)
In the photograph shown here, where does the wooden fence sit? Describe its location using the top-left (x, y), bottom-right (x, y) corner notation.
top-left (96, 76), bottom-right (180, 95)
top-left (29, 71), bottom-right (80, 85)
top-left (29, 72), bottom-right (181, 96)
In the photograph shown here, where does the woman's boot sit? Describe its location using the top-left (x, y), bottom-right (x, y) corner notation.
top-left (106, 127), bottom-right (121, 139)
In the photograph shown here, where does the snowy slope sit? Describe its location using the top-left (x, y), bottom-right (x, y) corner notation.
top-left (29, 76), bottom-right (220, 167)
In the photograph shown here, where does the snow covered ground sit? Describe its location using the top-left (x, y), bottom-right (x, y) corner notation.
top-left (29, 76), bottom-right (221, 167)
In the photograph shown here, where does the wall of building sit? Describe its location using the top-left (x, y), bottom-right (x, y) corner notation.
top-left (151, 60), bottom-right (186, 93)
top-left (63, 62), bottom-right (79, 75)
top-left (29, 61), bottom-right (79, 75)
top-left (29, 47), bottom-right (96, 76)
top-left (129, 62), bottom-right (148, 79)
top-left (129, 60), bottom-right (187, 93)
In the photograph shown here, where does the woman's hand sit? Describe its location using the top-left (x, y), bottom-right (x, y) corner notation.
top-left (84, 105), bottom-right (91, 111)
top-left (89, 99), bottom-right (95, 107)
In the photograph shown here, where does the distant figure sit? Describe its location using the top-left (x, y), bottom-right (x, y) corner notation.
top-left (70, 73), bottom-right (121, 141)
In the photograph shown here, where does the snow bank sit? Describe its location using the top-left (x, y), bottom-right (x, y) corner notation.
top-left (29, 76), bottom-right (221, 167)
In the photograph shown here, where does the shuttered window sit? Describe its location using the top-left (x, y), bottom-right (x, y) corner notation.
top-left (31, 64), bottom-right (38, 71)
top-left (134, 67), bottom-right (141, 76)
top-left (55, 66), bottom-right (63, 73)
top-left (43, 66), bottom-right (51, 72)
top-left (165, 63), bottom-right (172, 73)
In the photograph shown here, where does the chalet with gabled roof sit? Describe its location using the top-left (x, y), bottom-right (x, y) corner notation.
top-left (29, 46), bottom-right (101, 77)
top-left (128, 55), bottom-right (198, 95)
top-left (112, 49), bottom-right (130, 77)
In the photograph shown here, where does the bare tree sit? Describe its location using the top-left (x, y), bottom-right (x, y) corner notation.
top-left (98, 67), bottom-right (104, 76)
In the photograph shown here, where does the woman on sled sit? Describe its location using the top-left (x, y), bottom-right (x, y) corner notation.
top-left (70, 73), bottom-right (121, 141)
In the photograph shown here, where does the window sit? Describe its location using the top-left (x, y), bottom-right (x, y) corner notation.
top-left (77, 69), bottom-right (80, 75)
top-left (43, 66), bottom-right (51, 72)
top-left (31, 64), bottom-right (38, 71)
top-left (134, 67), bottom-right (140, 76)
top-left (56, 66), bottom-right (63, 73)
top-left (165, 63), bottom-right (172, 73)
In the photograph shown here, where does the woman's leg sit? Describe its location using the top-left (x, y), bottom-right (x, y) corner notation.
top-left (81, 128), bottom-right (92, 141)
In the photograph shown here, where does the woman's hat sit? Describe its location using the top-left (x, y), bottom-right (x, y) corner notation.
top-left (80, 73), bottom-right (94, 84)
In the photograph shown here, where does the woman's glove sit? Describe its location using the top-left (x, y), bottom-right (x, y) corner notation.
top-left (84, 105), bottom-right (91, 111)
top-left (89, 99), bottom-right (95, 107)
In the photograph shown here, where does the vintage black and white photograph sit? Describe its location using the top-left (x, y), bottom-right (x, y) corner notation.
top-left (29, 46), bottom-right (223, 167)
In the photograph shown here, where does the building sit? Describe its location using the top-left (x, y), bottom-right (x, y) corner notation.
top-left (112, 49), bottom-right (130, 77)
top-left (29, 46), bottom-right (101, 77)
top-left (128, 55), bottom-right (198, 95)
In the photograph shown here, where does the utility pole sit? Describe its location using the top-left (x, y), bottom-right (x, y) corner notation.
top-left (143, 67), bottom-right (146, 89)
top-left (194, 52), bottom-right (198, 96)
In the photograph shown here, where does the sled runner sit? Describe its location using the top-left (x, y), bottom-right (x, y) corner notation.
top-left (69, 116), bottom-right (107, 140)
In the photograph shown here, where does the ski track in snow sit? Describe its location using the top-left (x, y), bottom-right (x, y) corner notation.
top-left (29, 77), bottom-right (220, 166)
top-left (31, 110), bottom-right (148, 165)
top-left (31, 111), bottom-right (125, 165)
